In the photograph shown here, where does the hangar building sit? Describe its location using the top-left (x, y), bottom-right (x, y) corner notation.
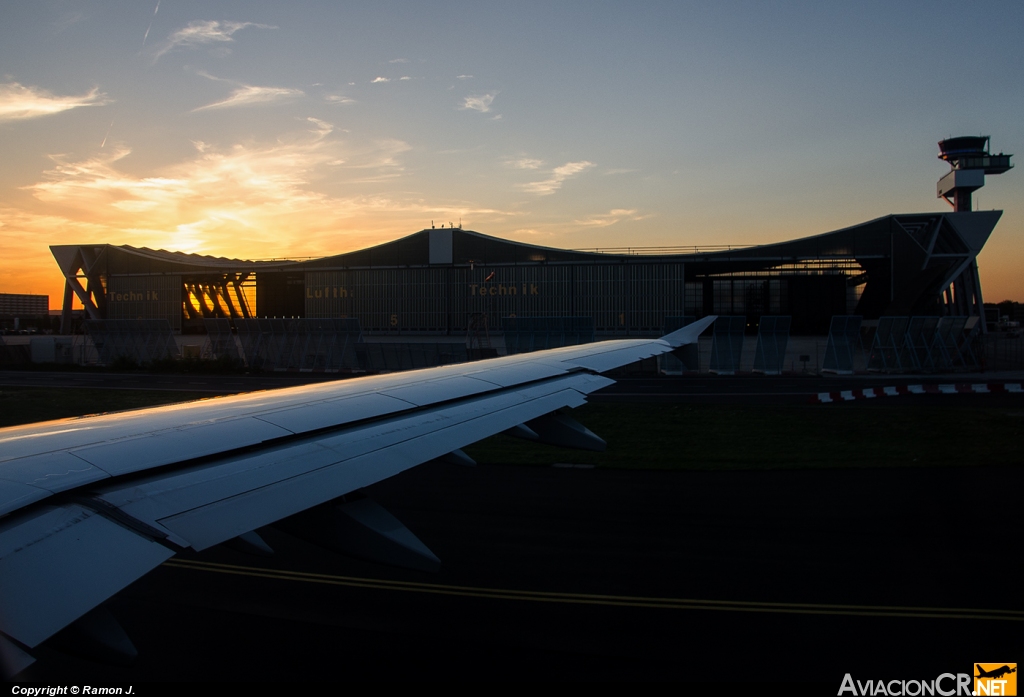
top-left (51, 211), bottom-right (1001, 337)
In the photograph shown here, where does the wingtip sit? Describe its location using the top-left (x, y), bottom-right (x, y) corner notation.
top-left (661, 315), bottom-right (717, 348)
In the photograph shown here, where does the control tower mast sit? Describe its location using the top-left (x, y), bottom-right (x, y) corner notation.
top-left (937, 136), bottom-right (1012, 211)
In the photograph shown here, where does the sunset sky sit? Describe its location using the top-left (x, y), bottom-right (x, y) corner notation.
top-left (2, 0), bottom-right (1022, 308)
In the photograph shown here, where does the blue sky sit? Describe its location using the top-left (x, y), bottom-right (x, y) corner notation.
top-left (2, 0), bottom-right (1021, 304)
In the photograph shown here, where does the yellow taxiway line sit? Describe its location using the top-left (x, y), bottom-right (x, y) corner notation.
top-left (163, 559), bottom-right (1024, 622)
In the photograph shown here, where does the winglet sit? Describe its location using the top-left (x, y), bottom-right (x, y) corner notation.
top-left (661, 315), bottom-right (716, 348)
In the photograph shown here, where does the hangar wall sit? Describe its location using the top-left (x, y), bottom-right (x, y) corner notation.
top-left (106, 276), bottom-right (182, 331)
top-left (302, 263), bottom-right (688, 334)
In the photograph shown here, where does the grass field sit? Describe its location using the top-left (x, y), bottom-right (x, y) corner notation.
top-left (1, 387), bottom-right (1020, 470)
top-left (465, 403), bottom-right (1024, 469)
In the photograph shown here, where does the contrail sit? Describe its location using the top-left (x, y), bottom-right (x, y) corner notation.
top-left (99, 120), bottom-right (112, 147)
top-left (142, 0), bottom-right (160, 45)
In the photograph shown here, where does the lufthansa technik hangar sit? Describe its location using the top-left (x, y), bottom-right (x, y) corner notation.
top-left (51, 210), bottom-right (1002, 337)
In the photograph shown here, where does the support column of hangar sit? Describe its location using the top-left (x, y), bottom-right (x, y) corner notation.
top-left (935, 137), bottom-right (1013, 326)
top-left (49, 245), bottom-right (269, 334)
top-left (50, 245), bottom-right (109, 334)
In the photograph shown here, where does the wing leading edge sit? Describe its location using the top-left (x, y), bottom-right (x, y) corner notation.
top-left (0, 316), bottom-right (715, 668)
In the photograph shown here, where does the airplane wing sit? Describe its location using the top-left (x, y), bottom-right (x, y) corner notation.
top-left (0, 316), bottom-right (714, 670)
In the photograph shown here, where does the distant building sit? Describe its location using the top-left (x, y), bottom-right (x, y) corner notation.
top-left (0, 293), bottom-right (48, 318)
top-left (49, 212), bottom-right (1001, 336)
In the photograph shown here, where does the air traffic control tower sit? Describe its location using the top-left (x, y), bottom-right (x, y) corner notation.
top-left (937, 136), bottom-right (1012, 211)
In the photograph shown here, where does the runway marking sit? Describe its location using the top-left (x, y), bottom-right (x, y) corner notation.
top-left (594, 392), bottom-right (818, 398)
top-left (163, 559), bottom-right (1024, 622)
top-left (811, 383), bottom-right (1023, 403)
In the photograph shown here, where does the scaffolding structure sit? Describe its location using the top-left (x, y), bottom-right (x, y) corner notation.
top-left (709, 316), bottom-right (746, 374)
top-left (752, 316), bottom-right (792, 375)
top-left (822, 316), bottom-right (863, 374)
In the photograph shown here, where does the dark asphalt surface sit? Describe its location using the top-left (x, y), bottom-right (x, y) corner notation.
top-left (6, 370), bottom-right (1023, 683)
top-left (3, 368), bottom-right (1024, 405)
top-left (18, 458), bottom-right (1024, 683)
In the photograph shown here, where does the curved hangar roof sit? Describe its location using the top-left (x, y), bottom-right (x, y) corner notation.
top-left (48, 244), bottom-right (297, 278)
top-left (51, 210), bottom-right (1000, 276)
top-left (293, 211), bottom-right (1000, 272)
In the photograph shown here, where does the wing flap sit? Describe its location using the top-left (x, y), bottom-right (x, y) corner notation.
top-left (0, 480), bottom-right (50, 518)
top-left (0, 505), bottom-right (173, 647)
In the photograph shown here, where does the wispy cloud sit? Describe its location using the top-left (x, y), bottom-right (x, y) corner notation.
top-left (389, 58), bottom-right (408, 64)
top-left (461, 93), bottom-right (496, 113)
top-left (399, 76), bottom-right (412, 81)
top-left (325, 93), bottom-right (356, 105)
top-left (456, 75), bottom-right (473, 80)
top-left (0, 82), bottom-right (109, 122)
top-left (521, 161), bottom-right (594, 195)
top-left (154, 20), bottom-right (274, 59)
top-left (305, 117), bottom-right (334, 139)
top-left (54, 11), bottom-right (86, 33)
top-left (193, 83), bottom-right (303, 111)
top-left (574, 209), bottom-right (640, 227)
top-left (340, 138), bottom-right (413, 183)
top-left (192, 71), bottom-right (302, 111)
top-left (434, 145), bottom-right (486, 156)
top-left (505, 157), bottom-right (544, 170)
top-left (371, 77), bottom-right (390, 84)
